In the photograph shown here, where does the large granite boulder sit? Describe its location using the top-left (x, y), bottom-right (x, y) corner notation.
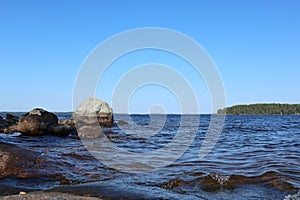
top-left (73, 98), bottom-right (113, 139)
top-left (17, 108), bottom-right (70, 136)
top-left (74, 97), bottom-right (113, 127)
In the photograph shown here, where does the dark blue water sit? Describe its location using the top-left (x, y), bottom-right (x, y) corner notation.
top-left (0, 114), bottom-right (299, 199)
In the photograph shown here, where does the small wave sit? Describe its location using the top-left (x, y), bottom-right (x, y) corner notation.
top-left (161, 171), bottom-right (297, 193)
top-left (284, 191), bottom-right (300, 200)
top-left (161, 179), bottom-right (187, 189)
top-left (210, 173), bottom-right (230, 185)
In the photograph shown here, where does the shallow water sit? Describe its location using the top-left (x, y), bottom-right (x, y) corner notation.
top-left (0, 114), bottom-right (299, 199)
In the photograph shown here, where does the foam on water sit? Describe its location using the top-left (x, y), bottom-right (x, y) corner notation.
top-left (284, 191), bottom-right (300, 200)
top-left (210, 173), bottom-right (231, 185)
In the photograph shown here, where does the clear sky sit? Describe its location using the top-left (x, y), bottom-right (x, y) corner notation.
top-left (0, 0), bottom-right (299, 113)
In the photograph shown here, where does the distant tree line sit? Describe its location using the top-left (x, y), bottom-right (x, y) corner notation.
top-left (217, 103), bottom-right (300, 115)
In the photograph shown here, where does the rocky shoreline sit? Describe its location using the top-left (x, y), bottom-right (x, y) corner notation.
top-left (0, 98), bottom-right (117, 199)
top-left (0, 98), bottom-right (114, 137)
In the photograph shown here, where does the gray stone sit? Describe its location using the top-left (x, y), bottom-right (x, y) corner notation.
top-left (77, 126), bottom-right (103, 139)
top-left (74, 98), bottom-right (113, 127)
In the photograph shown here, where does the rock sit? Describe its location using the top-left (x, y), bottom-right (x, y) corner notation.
top-left (78, 126), bottom-right (103, 139)
top-left (0, 116), bottom-right (5, 124)
top-left (5, 114), bottom-right (19, 125)
top-left (17, 108), bottom-right (70, 136)
top-left (4, 125), bottom-right (18, 134)
top-left (0, 143), bottom-right (39, 179)
top-left (0, 191), bottom-right (102, 200)
top-left (50, 124), bottom-right (73, 136)
top-left (17, 108), bottom-right (58, 136)
top-left (58, 119), bottom-right (77, 136)
top-left (0, 116), bottom-right (5, 132)
top-left (19, 191), bottom-right (27, 195)
top-left (59, 118), bottom-right (75, 129)
top-left (59, 118), bottom-right (74, 125)
top-left (1, 115), bottom-right (19, 133)
top-left (0, 108), bottom-right (74, 136)
top-left (74, 97), bottom-right (113, 127)
top-left (117, 120), bottom-right (129, 126)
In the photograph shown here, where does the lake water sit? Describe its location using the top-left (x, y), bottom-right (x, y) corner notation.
top-left (0, 114), bottom-right (299, 199)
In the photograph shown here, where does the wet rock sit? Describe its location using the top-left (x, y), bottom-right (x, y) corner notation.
top-left (271, 179), bottom-right (296, 191)
top-left (0, 191), bottom-right (102, 200)
top-left (107, 135), bottom-right (121, 139)
top-left (0, 116), bottom-right (5, 132)
top-left (59, 118), bottom-right (75, 127)
top-left (5, 114), bottom-right (19, 125)
top-left (0, 143), bottom-right (39, 179)
top-left (58, 118), bottom-right (77, 135)
top-left (161, 179), bottom-right (187, 189)
top-left (74, 97), bottom-right (113, 128)
top-left (200, 175), bottom-right (222, 192)
top-left (200, 174), bottom-right (234, 192)
top-left (50, 124), bottom-right (73, 136)
top-left (17, 108), bottom-right (58, 136)
top-left (16, 108), bottom-right (70, 136)
top-left (0, 150), bottom-right (10, 172)
top-left (78, 126), bottom-right (103, 139)
top-left (0, 115), bottom-right (19, 133)
top-left (3, 125), bottom-right (18, 134)
top-left (117, 120), bottom-right (129, 126)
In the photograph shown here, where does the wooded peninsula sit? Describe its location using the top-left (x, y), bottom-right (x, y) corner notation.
top-left (217, 103), bottom-right (300, 115)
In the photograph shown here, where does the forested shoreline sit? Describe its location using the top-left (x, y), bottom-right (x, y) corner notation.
top-left (217, 104), bottom-right (300, 115)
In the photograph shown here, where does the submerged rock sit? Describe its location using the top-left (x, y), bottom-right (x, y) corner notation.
top-left (117, 120), bottom-right (129, 126)
top-left (0, 192), bottom-right (102, 200)
top-left (78, 126), bottom-right (103, 139)
top-left (74, 97), bottom-right (113, 127)
top-left (51, 124), bottom-right (74, 136)
top-left (0, 143), bottom-right (39, 179)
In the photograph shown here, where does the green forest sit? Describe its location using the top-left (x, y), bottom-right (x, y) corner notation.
top-left (217, 103), bottom-right (300, 115)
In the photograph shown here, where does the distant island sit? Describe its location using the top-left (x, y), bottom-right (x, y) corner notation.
top-left (217, 103), bottom-right (300, 115)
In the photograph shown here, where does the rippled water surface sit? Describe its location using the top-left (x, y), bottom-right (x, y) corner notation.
top-left (0, 114), bottom-right (299, 199)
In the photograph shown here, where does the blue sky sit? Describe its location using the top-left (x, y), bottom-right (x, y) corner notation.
top-left (0, 0), bottom-right (299, 113)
